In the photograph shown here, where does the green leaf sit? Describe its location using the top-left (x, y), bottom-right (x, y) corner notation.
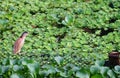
top-left (27, 63), bottom-right (40, 74)
top-left (54, 56), bottom-right (63, 65)
top-left (64, 64), bottom-right (74, 70)
top-left (95, 30), bottom-right (101, 35)
top-left (39, 70), bottom-right (49, 76)
top-left (2, 66), bottom-right (9, 73)
top-left (2, 58), bottom-right (9, 65)
top-left (65, 15), bottom-right (73, 23)
top-left (90, 65), bottom-right (100, 74)
top-left (95, 60), bottom-right (105, 66)
top-left (107, 70), bottom-right (116, 78)
top-left (42, 65), bottom-right (59, 75)
top-left (91, 74), bottom-right (103, 78)
top-left (62, 15), bottom-right (74, 25)
top-left (76, 70), bottom-right (89, 78)
top-left (62, 20), bottom-right (67, 25)
top-left (71, 66), bottom-right (80, 72)
top-left (100, 67), bottom-right (109, 77)
top-left (42, 65), bottom-right (53, 69)
top-left (114, 65), bottom-right (120, 74)
top-left (21, 58), bottom-right (34, 65)
top-left (59, 71), bottom-right (68, 77)
top-left (47, 67), bottom-right (57, 74)
top-left (0, 19), bottom-right (9, 25)
top-left (0, 65), bottom-right (2, 75)
top-left (9, 59), bottom-right (17, 65)
top-left (13, 65), bottom-right (23, 72)
top-left (10, 74), bottom-right (23, 78)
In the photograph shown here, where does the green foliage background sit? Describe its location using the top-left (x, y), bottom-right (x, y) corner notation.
top-left (0, 0), bottom-right (120, 77)
top-left (0, 0), bottom-right (120, 70)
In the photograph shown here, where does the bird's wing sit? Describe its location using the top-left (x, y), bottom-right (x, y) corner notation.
top-left (13, 38), bottom-right (24, 53)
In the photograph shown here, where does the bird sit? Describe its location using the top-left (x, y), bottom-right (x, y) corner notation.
top-left (13, 32), bottom-right (28, 54)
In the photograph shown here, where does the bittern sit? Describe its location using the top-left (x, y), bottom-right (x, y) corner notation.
top-left (13, 32), bottom-right (28, 54)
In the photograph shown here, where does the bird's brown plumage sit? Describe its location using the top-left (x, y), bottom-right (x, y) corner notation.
top-left (13, 32), bottom-right (28, 54)
top-left (13, 38), bottom-right (24, 54)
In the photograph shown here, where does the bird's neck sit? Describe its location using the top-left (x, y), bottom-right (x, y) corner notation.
top-left (20, 35), bottom-right (27, 39)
